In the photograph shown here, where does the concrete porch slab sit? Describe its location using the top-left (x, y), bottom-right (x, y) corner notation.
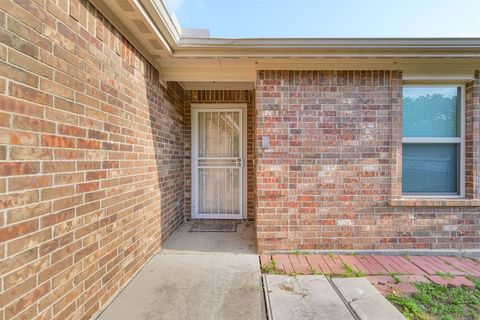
top-left (96, 222), bottom-right (265, 320)
top-left (332, 278), bottom-right (406, 320)
top-left (264, 275), bottom-right (406, 320)
top-left (162, 221), bottom-right (257, 254)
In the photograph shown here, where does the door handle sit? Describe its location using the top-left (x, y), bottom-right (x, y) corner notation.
top-left (236, 158), bottom-right (242, 168)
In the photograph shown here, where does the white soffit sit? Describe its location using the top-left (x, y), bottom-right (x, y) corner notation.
top-left (91, 0), bottom-right (171, 79)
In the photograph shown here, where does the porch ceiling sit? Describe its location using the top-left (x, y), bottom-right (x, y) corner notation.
top-left (92, 0), bottom-right (480, 83)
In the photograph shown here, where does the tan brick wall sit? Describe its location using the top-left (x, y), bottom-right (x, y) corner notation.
top-left (0, 1), bottom-right (185, 319)
top-left (184, 90), bottom-right (256, 220)
top-left (255, 70), bottom-right (480, 253)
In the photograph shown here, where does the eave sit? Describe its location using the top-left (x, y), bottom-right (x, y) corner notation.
top-left (92, 0), bottom-right (480, 83)
top-left (179, 37), bottom-right (480, 49)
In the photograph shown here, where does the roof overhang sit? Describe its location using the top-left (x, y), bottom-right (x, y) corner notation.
top-left (92, 0), bottom-right (480, 83)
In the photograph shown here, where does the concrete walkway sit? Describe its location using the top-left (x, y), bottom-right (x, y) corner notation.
top-left (264, 275), bottom-right (405, 320)
top-left (264, 275), bottom-right (354, 320)
top-left (97, 222), bottom-right (265, 320)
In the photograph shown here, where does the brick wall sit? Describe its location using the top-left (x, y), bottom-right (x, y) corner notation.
top-left (184, 90), bottom-right (256, 220)
top-left (0, 1), bottom-right (185, 319)
top-left (256, 70), bottom-right (480, 253)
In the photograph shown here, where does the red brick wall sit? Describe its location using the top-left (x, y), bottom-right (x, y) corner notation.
top-left (255, 70), bottom-right (480, 253)
top-left (0, 1), bottom-right (185, 319)
top-left (184, 90), bottom-right (256, 220)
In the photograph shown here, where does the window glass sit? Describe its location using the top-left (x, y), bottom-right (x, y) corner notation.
top-left (402, 144), bottom-right (458, 193)
top-left (403, 87), bottom-right (460, 137)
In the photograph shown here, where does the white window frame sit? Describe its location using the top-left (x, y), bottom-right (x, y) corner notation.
top-left (402, 83), bottom-right (466, 199)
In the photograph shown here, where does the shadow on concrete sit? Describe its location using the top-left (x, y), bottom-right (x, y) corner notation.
top-left (97, 221), bottom-right (264, 320)
top-left (162, 221), bottom-right (258, 254)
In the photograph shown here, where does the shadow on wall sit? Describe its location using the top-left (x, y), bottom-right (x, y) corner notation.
top-left (144, 78), bottom-right (186, 243)
top-left (0, 0), bottom-right (189, 319)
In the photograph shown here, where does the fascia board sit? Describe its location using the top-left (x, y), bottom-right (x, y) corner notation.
top-left (178, 37), bottom-right (480, 49)
top-left (139, 0), bottom-right (181, 46)
top-left (176, 38), bottom-right (480, 57)
top-left (171, 50), bottom-right (480, 58)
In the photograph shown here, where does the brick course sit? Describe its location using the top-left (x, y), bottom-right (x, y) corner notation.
top-left (255, 70), bottom-right (480, 253)
top-left (0, 1), bottom-right (184, 319)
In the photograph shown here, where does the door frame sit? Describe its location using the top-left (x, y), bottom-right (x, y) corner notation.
top-left (191, 103), bottom-right (247, 219)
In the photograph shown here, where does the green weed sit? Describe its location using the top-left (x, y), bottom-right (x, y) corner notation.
top-left (388, 282), bottom-right (480, 320)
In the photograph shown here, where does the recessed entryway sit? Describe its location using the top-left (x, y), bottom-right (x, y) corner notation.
top-left (96, 222), bottom-right (263, 320)
top-left (191, 104), bottom-right (247, 220)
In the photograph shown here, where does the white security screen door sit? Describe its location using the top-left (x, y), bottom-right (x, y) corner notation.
top-left (192, 108), bottom-right (243, 219)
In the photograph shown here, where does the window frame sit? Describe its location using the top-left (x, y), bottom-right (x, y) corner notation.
top-left (401, 83), bottom-right (466, 199)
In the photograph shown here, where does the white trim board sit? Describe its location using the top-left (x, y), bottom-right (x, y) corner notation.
top-left (183, 82), bottom-right (254, 90)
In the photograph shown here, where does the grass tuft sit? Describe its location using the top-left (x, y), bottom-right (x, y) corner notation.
top-left (339, 263), bottom-right (365, 278)
top-left (309, 268), bottom-right (323, 275)
top-left (434, 271), bottom-right (454, 280)
top-left (261, 259), bottom-right (285, 275)
top-left (327, 252), bottom-right (337, 258)
top-left (401, 252), bottom-right (411, 260)
top-left (389, 272), bottom-right (401, 284)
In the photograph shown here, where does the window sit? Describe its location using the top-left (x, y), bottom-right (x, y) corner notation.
top-left (402, 85), bottom-right (465, 197)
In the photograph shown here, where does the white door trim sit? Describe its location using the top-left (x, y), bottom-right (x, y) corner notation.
top-left (191, 104), bottom-right (247, 219)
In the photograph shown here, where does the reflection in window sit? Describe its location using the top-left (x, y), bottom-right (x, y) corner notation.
top-left (402, 86), bottom-right (463, 195)
top-left (403, 87), bottom-right (460, 137)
